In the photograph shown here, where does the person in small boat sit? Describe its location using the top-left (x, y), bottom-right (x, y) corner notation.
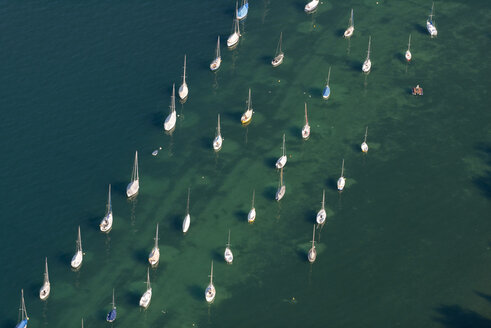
top-left (412, 84), bottom-right (423, 95)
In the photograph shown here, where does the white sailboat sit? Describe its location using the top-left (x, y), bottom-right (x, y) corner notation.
top-left (148, 223), bottom-right (160, 267)
top-left (213, 114), bottom-right (223, 151)
top-left (275, 168), bottom-right (286, 201)
top-left (337, 159), bottom-right (346, 191)
top-left (322, 66), bottom-right (332, 99)
top-left (39, 257), bottom-right (50, 301)
top-left (271, 32), bottom-right (284, 67)
top-left (316, 189), bottom-right (327, 225)
top-left (405, 34), bottom-right (412, 62)
top-left (304, 0), bottom-right (319, 13)
top-left (139, 268), bottom-right (152, 309)
top-left (426, 2), bottom-right (438, 37)
top-left (164, 84), bottom-right (177, 132)
top-left (247, 189), bottom-right (256, 223)
top-left (182, 188), bottom-right (191, 233)
top-left (71, 226), bottom-right (83, 270)
top-left (308, 225), bottom-right (317, 263)
top-left (361, 126), bottom-right (369, 153)
top-left (275, 134), bottom-right (287, 169)
top-left (15, 289), bottom-right (28, 328)
top-left (126, 151), bottom-right (139, 198)
top-left (210, 36), bottom-right (222, 71)
top-left (178, 55), bottom-right (188, 100)
top-left (224, 230), bottom-right (234, 264)
top-left (362, 36), bottom-right (372, 73)
top-left (302, 103), bottom-right (310, 139)
top-left (241, 88), bottom-right (253, 125)
top-left (344, 9), bottom-right (354, 38)
top-left (227, 16), bottom-right (241, 48)
top-left (205, 260), bottom-right (216, 303)
top-left (100, 184), bottom-right (113, 233)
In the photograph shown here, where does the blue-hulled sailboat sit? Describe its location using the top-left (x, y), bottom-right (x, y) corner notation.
top-left (15, 289), bottom-right (28, 328)
top-left (237, 0), bottom-right (248, 20)
top-left (106, 289), bottom-right (117, 322)
top-left (322, 66), bottom-right (332, 99)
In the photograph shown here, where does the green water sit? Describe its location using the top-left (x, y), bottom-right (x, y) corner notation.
top-left (0, 0), bottom-right (490, 327)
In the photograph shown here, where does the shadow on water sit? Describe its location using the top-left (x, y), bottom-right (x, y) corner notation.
top-left (289, 126), bottom-right (300, 139)
top-left (151, 111), bottom-right (163, 129)
top-left (187, 284), bottom-right (203, 301)
top-left (28, 282), bottom-right (39, 298)
top-left (234, 210), bottom-right (247, 223)
top-left (1, 319), bottom-right (16, 328)
top-left (296, 249), bottom-right (307, 263)
top-left (413, 23), bottom-right (428, 35)
top-left (309, 87), bottom-right (323, 98)
top-left (303, 209), bottom-right (317, 224)
top-left (326, 177), bottom-right (338, 191)
top-left (58, 251), bottom-right (72, 267)
top-left (394, 52), bottom-right (406, 63)
top-left (211, 249), bottom-right (223, 263)
top-left (124, 290), bottom-right (142, 308)
top-left (133, 248), bottom-right (149, 265)
top-left (222, 111), bottom-right (241, 123)
top-left (262, 186), bottom-right (277, 200)
top-left (172, 215), bottom-right (183, 232)
top-left (88, 216), bottom-right (102, 232)
top-left (200, 136), bottom-right (211, 150)
top-left (473, 143), bottom-right (491, 199)
top-left (335, 28), bottom-right (345, 37)
top-left (346, 59), bottom-right (362, 72)
top-left (261, 55), bottom-right (272, 65)
top-left (112, 181), bottom-right (128, 198)
top-left (475, 291), bottom-right (491, 304)
top-left (433, 304), bottom-right (491, 328)
top-left (263, 156), bottom-right (278, 168)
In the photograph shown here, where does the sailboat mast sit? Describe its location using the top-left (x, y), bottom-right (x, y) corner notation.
top-left (251, 189), bottom-right (255, 208)
top-left (282, 134), bottom-right (286, 157)
top-left (44, 257), bottom-right (49, 283)
top-left (154, 224), bottom-right (159, 249)
top-left (112, 288), bottom-right (115, 308)
top-left (408, 34), bottom-right (411, 51)
top-left (171, 83), bottom-right (176, 113)
top-left (322, 189), bottom-right (325, 209)
top-left (77, 226), bottom-right (82, 252)
top-left (247, 88), bottom-right (252, 110)
top-left (304, 103), bottom-right (308, 125)
top-left (280, 168), bottom-right (284, 187)
top-left (20, 289), bottom-right (27, 321)
top-left (311, 225), bottom-right (316, 248)
top-left (182, 55), bottom-right (187, 84)
top-left (327, 66), bottom-right (331, 85)
top-left (367, 36), bottom-right (371, 59)
top-left (341, 159), bottom-right (345, 177)
top-left (217, 114), bottom-right (221, 136)
top-left (227, 230), bottom-right (231, 247)
top-left (210, 261), bottom-right (214, 284)
top-left (146, 268), bottom-right (151, 290)
top-left (364, 126), bottom-right (368, 143)
top-left (107, 184), bottom-right (112, 213)
top-left (350, 8), bottom-right (354, 27)
top-left (186, 188), bottom-right (190, 214)
top-left (216, 36), bottom-right (221, 58)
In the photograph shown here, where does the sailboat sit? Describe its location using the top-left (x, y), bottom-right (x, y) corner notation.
top-left (322, 66), bottom-right (332, 99)
top-left (344, 9), bottom-right (354, 38)
top-left (139, 268), bottom-right (152, 309)
top-left (224, 230), bottom-right (234, 264)
top-left (106, 289), bottom-right (117, 323)
top-left (308, 225), bottom-right (317, 263)
top-left (361, 126), bottom-right (369, 153)
top-left (164, 84), bottom-right (177, 132)
top-left (15, 289), bottom-right (28, 328)
top-left (362, 36), bottom-right (372, 73)
top-left (100, 184), bottom-right (113, 233)
top-left (210, 36), bottom-right (222, 71)
top-left (39, 257), bottom-right (50, 300)
top-left (182, 188), bottom-right (191, 233)
top-left (205, 261), bottom-right (216, 303)
top-left (316, 190), bottom-right (327, 225)
top-left (81, 318), bottom-right (84, 328)
top-left (275, 168), bottom-right (286, 201)
top-left (304, 0), bottom-right (319, 13)
top-left (178, 55), bottom-right (188, 100)
top-left (71, 226), bottom-right (83, 269)
top-left (337, 159), bottom-right (346, 191)
top-left (227, 16), bottom-right (241, 48)
top-left (271, 32), bottom-right (284, 67)
top-left (126, 151), bottom-right (139, 198)
top-left (247, 189), bottom-right (256, 223)
top-left (405, 34), bottom-right (412, 62)
top-left (213, 114), bottom-right (223, 151)
top-left (148, 223), bottom-right (160, 267)
top-left (241, 88), bottom-right (253, 125)
top-left (275, 134), bottom-right (287, 169)
top-left (426, 2), bottom-right (438, 37)
top-left (237, 0), bottom-right (249, 20)
top-left (302, 103), bottom-right (310, 139)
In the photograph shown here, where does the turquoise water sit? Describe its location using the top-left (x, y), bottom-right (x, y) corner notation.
top-left (1, 0), bottom-right (490, 327)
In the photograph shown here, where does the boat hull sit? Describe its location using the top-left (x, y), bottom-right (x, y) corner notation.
top-left (304, 0), bottom-right (319, 13)
top-left (210, 57), bottom-right (221, 71)
top-left (275, 156), bottom-right (287, 169)
top-left (302, 125), bottom-right (310, 139)
top-left (71, 251), bottom-right (83, 270)
top-left (205, 284), bottom-right (216, 303)
top-left (179, 83), bottom-right (188, 100)
top-left (182, 214), bottom-right (190, 233)
top-left (224, 247), bottom-right (233, 264)
top-left (316, 209), bottom-right (326, 225)
top-left (344, 26), bottom-right (354, 38)
top-left (227, 33), bottom-right (239, 48)
top-left (322, 86), bottom-right (331, 99)
top-left (126, 180), bottom-right (139, 198)
top-left (15, 319), bottom-right (28, 328)
top-left (164, 111), bottom-right (177, 132)
top-left (237, 3), bottom-right (249, 20)
top-left (405, 50), bottom-right (412, 61)
top-left (241, 110), bottom-right (253, 125)
top-left (100, 212), bottom-right (113, 233)
top-left (308, 247), bottom-right (317, 263)
top-left (248, 208), bottom-right (256, 223)
top-left (275, 185), bottom-right (286, 201)
top-left (426, 20), bottom-right (438, 37)
top-left (362, 59), bottom-right (371, 73)
top-left (271, 53), bottom-right (284, 67)
top-left (361, 142), bottom-right (368, 153)
top-left (213, 135), bottom-right (223, 151)
top-left (337, 177), bottom-right (346, 191)
top-left (148, 247), bottom-right (160, 267)
top-left (139, 289), bottom-right (152, 309)
top-left (39, 283), bottom-right (50, 300)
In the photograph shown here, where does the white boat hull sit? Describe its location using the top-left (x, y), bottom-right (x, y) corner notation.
top-left (271, 53), bottom-right (284, 67)
top-left (39, 283), bottom-right (50, 300)
top-left (210, 57), bottom-right (221, 71)
top-left (227, 33), bottom-right (239, 48)
top-left (248, 208), bottom-right (256, 223)
top-left (148, 247), bottom-right (160, 267)
top-left (139, 289), bottom-right (152, 309)
top-left (182, 214), bottom-right (190, 233)
top-left (344, 26), bottom-right (354, 38)
top-left (126, 180), bottom-right (139, 198)
top-left (316, 209), bottom-right (326, 225)
top-left (405, 50), bottom-right (412, 62)
top-left (426, 20), bottom-right (438, 37)
top-left (361, 142), bottom-right (368, 153)
top-left (213, 135), bottom-right (223, 151)
top-left (164, 111), bottom-right (177, 132)
top-left (179, 83), bottom-right (188, 100)
top-left (362, 59), bottom-right (371, 73)
top-left (100, 212), bottom-right (113, 233)
top-left (224, 247), bottom-right (233, 264)
top-left (275, 185), bottom-right (286, 201)
top-left (276, 156), bottom-right (287, 169)
top-left (241, 109), bottom-right (253, 125)
top-left (302, 125), bottom-right (310, 139)
top-left (308, 247), bottom-right (317, 263)
top-left (205, 284), bottom-right (216, 303)
top-left (71, 251), bottom-right (83, 269)
top-left (304, 0), bottom-right (319, 13)
top-left (337, 177), bottom-right (346, 191)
